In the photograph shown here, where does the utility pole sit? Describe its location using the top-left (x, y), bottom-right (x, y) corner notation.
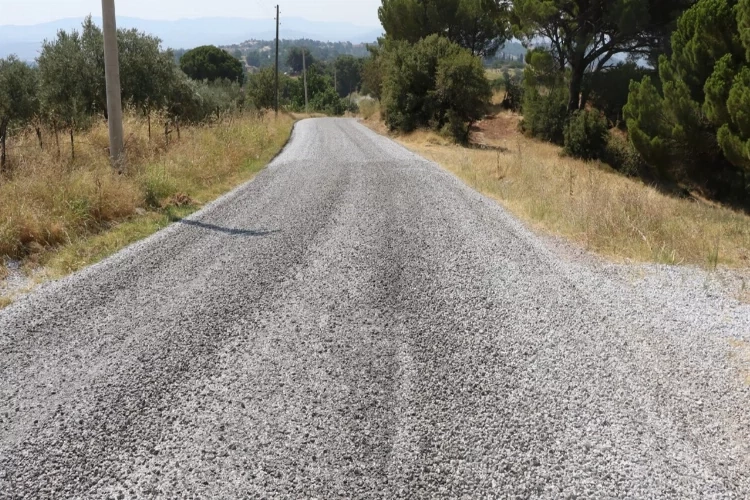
top-left (274, 5), bottom-right (280, 117)
top-left (102, 0), bottom-right (124, 169)
top-left (302, 48), bottom-right (309, 114)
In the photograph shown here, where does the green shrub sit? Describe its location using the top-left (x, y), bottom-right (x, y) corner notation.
top-left (380, 35), bottom-right (491, 142)
top-left (602, 132), bottom-right (647, 176)
top-left (501, 71), bottom-right (523, 112)
top-left (310, 87), bottom-right (346, 116)
top-left (520, 87), bottom-right (568, 143)
top-left (434, 50), bottom-right (491, 142)
top-left (624, 0), bottom-right (750, 201)
top-left (564, 109), bottom-right (609, 160)
top-left (359, 98), bottom-right (380, 119)
top-left (179, 45), bottom-right (244, 84)
top-left (520, 48), bottom-right (568, 143)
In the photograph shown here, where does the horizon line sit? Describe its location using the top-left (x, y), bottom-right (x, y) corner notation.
top-left (0, 15), bottom-right (383, 30)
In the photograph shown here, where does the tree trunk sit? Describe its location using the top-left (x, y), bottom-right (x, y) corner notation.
top-left (0, 118), bottom-right (8, 172)
top-left (54, 123), bottom-right (60, 157)
top-left (70, 128), bottom-right (75, 160)
top-left (36, 127), bottom-right (43, 150)
top-left (568, 65), bottom-right (584, 113)
top-left (147, 112), bottom-right (151, 142)
top-left (176, 119), bottom-right (181, 141)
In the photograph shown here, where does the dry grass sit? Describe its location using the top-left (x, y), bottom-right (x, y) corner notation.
top-left (359, 99), bottom-right (381, 121)
top-left (729, 339), bottom-right (750, 386)
top-left (364, 105), bottom-right (750, 268)
top-left (0, 111), bottom-right (294, 300)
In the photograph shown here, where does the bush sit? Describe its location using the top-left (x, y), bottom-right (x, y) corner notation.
top-left (501, 71), bottom-right (523, 112)
top-left (520, 49), bottom-right (568, 143)
top-left (246, 67), bottom-right (277, 110)
top-left (310, 87), bottom-right (346, 116)
top-left (520, 87), bottom-right (568, 143)
top-left (380, 35), bottom-right (491, 142)
top-left (564, 109), bottom-right (609, 160)
top-left (434, 51), bottom-right (491, 142)
top-left (359, 98), bottom-right (380, 119)
top-left (180, 45), bottom-right (244, 84)
top-left (602, 131), bottom-right (648, 176)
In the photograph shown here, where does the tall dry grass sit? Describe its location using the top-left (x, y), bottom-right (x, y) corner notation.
top-left (1, 111), bottom-right (293, 277)
top-left (390, 116), bottom-right (750, 268)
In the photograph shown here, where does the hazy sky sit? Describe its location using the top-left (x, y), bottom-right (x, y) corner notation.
top-left (0, 0), bottom-right (383, 27)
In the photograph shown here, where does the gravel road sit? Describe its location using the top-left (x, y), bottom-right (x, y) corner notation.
top-left (2, 118), bottom-right (750, 498)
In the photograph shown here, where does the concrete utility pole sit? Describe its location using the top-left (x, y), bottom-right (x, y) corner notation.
top-left (274, 5), bottom-right (280, 117)
top-left (102, 0), bottom-right (124, 169)
top-left (302, 48), bottom-right (309, 114)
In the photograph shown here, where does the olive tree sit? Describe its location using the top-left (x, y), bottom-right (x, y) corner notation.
top-left (0, 56), bottom-right (40, 170)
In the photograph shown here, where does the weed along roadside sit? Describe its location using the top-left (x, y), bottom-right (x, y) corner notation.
top-left (0, 112), bottom-right (295, 307)
top-left (362, 108), bottom-right (750, 271)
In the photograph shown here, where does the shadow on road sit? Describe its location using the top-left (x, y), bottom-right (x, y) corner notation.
top-left (177, 219), bottom-right (280, 237)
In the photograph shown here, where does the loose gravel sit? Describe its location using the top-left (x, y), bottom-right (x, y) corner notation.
top-left (1, 118), bottom-right (750, 498)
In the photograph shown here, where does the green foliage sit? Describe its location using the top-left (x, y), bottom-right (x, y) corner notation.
top-left (334, 55), bottom-right (364, 97)
top-left (0, 18), bottom-right (257, 168)
top-left (38, 28), bottom-right (94, 135)
top-left (379, 0), bottom-right (509, 57)
top-left (286, 47), bottom-right (314, 74)
top-left (246, 67), bottom-right (278, 110)
top-left (520, 49), bottom-right (568, 143)
top-left (501, 71), bottom-right (523, 111)
top-left (0, 57), bottom-right (39, 127)
top-left (0, 56), bottom-right (39, 168)
top-left (512, 0), bottom-right (692, 112)
top-left (520, 87), bottom-right (568, 143)
top-left (380, 35), bottom-right (491, 141)
top-left (625, 0), bottom-right (750, 198)
top-left (434, 51), bottom-right (492, 141)
top-left (602, 132), bottom-right (648, 176)
top-left (246, 64), bottom-right (348, 115)
top-left (623, 76), bottom-right (672, 169)
top-left (585, 62), bottom-right (652, 127)
top-left (361, 51), bottom-right (384, 99)
top-left (180, 45), bottom-right (244, 84)
top-left (564, 109), bottom-right (609, 160)
top-left (310, 87), bottom-right (346, 116)
top-left (118, 29), bottom-right (175, 118)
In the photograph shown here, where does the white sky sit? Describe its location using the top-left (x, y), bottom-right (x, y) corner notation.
top-left (0, 0), bottom-right (383, 27)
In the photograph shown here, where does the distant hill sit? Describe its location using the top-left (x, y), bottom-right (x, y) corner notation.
top-left (498, 41), bottom-right (526, 57)
top-left (0, 16), bottom-right (384, 60)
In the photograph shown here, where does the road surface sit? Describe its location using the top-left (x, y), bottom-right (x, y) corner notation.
top-left (2, 118), bottom-right (750, 498)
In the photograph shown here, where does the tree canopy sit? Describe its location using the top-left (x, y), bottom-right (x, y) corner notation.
top-left (0, 56), bottom-right (39, 169)
top-left (286, 47), bottom-right (314, 74)
top-left (334, 55), bottom-right (364, 97)
top-left (180, 45), bottom-right (245, 84)
top-left (512, 0), bottom-right (694, 112)
top-left (379, 0), bottom-right (510, 57)
top-left (624, 0), bottom-right (750, 196)
top-left (380, 35), bottom-right (491, 141)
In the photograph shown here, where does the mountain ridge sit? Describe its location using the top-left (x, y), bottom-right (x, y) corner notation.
top-left (0, 16), bottom-right (384, 60)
